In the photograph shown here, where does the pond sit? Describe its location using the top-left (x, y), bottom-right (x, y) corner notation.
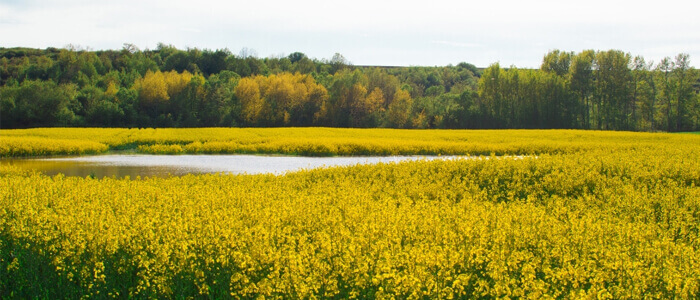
top-left (1, 154), bottom-right (464, 178)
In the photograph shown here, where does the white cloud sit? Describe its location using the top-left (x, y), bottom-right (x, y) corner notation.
top-left (1, 0), bottom-right (698, 67)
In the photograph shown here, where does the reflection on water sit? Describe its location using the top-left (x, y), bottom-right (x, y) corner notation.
top-left (1, 154), bottom-right (461, 178)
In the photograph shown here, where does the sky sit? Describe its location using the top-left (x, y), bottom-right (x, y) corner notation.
top-left (1, 0), bottom-right (699, 68)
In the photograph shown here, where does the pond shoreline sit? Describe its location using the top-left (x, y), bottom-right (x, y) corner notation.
top-left (1, 154), bottom-right (472, 179)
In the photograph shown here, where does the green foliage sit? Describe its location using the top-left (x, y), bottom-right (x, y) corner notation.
top-left (1, 79), bottom-right (80, 127)
top-left (541, 49), bottom-right (573, 76)
top-left (0, 46), bottom-right (699, 131)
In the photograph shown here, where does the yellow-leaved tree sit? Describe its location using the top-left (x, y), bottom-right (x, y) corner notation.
top-left (235, 72), bottom-right (328, 126)
top-left (163, 70), bottom-right (192, 98)
top-left (136, 70), bottom-right (169, 105)
top-left (386, 89), bottom-right (413, 128)
top-left (135, 70), bottom-right (193, 106)
top-left (235, 77), bottom-right (264, 125)
top-left (351, 87), bottom-right (384, 127)
top-left (104, 81), bottom-right (119, 99)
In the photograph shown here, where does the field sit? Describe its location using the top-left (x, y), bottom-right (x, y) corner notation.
top-left (1, 128), bottom-right (700, 298)
top-left (0, 127), bottom-right (693, 157)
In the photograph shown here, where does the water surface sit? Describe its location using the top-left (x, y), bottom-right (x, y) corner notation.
top-left (2, 154), bottom-right (461, 178)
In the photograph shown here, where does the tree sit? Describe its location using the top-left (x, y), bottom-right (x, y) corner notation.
top-left (56, 48), bottom-right (80, 84)
top-left (631, 56), bottom-right (657, 131)
top-left (385, 88), bottom-right (413, 128)
top-left (5, 80), bottom-right (79, 127)
top-left (232, 72), bottom-right (327, 127)
top-left (455, 90), bottom-right (480, 128)
top-left (541, 50), bottom-right (573, 76)
top-left (198, 49), bottom-right (230, 76)
top-left (457, 62), bottom-right (480, 77)
top-left (689, 89), bottom-right (700, 130)
top-left (2, 46), bottom-right (699, 131)
top-left (293, 56), bottom-right (316, 74)
top-left (656, 57), bottom-right (674, 131)
top-left (177, 74), bottom-right (206, 127)
top-left (323, 69), bottom-right (367, 127)
top-left (593, 50), bottom-right (632, 130)
top-left (164, 50), bottom-right (191, 73)
top-left (360, 88), bottom-right (385, 127)
top-left (347, 84), bottom-right (371, 127)
top-left (366, 68), bottom-right (400, 106)
top-left (568, 50), bottom-right (595, 128)
top-left (330, 53), bottom-right (349, 74)
top-left (539, 70), bottom-right (571, 128)
top-left (136, 70), bottom-right (170, 106)
top-left (134, 70), bottom-right (193, 120)
top-left (426, 72), bottom-right (443, 88)
top-left (200, 71), bottom-right (240, 127)
top-left (500, 67), bottom-right (520, 128)
top-left (672, 53), bottom-right (696, 131)
top-left (288, 52), bottom-right (307, 64)
top-left (265, 55), bottom-right (293, 74)
top-left (0, 82), bottom-right (17, 128)
top-left (86, 99), bottom-right (125, 126)
top-left (477, 64), bottom-right (503, 128)
top-left (116, 87), bottom-right (139, 127)
top-left (235, 77), bottom-right (263, 125)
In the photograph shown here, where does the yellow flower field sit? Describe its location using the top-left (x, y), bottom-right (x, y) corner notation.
top-left (1, 127), bottom-right (696, 157)
top-left (1, 129), bottom-right (699, 298)
top-left (0, 136), bottom-right (108, 157)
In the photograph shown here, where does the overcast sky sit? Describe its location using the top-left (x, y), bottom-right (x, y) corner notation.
top-left (1, 0), bottom-right (699, 68)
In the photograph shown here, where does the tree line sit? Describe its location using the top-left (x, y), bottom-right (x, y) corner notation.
top-left (0, 44), bottom-right (698, 131)
top-left (480, 50), bottom-right (699, 131)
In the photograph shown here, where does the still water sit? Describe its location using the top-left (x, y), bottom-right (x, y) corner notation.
top-left (2, 154), bottom-right (461, 178)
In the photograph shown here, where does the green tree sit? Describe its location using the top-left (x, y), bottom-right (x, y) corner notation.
top-left (541, 50), bottom-right (573, 76)
top-left (293, 56), bottom-right (316, 74)
top-left (631, 56), bottom-right (657, 131)
top-left (672, 53), bottom-right (696, 131)
top-left (86, 99), bottom-right (125, 127)
top-left (198, 49), bottom-right (231, 77)
top-left (5, 80), bottom-right (79, 127)
top-left (457, 62), bottom-right (480, 77)
top-left (366, 68), bottom-right (400, 106)
top-left (593, 50), bottom-right (633, 130)
top-left (200, 71), bottom-right (241, 127)
top-left (568, 50), bottom-right (595, 128)
top-left (163, 50), bottom-right (190, 73)
top-left (288, 52), bottom-right (307, 64)
top-left (477, 64), bottom-right (503, 128)
top-left (330, 53), bottom-right (349, 74)
top-left (323, 69), bottom-right (367, 127)
top-left (655, 57), bottom-right (674, 131)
